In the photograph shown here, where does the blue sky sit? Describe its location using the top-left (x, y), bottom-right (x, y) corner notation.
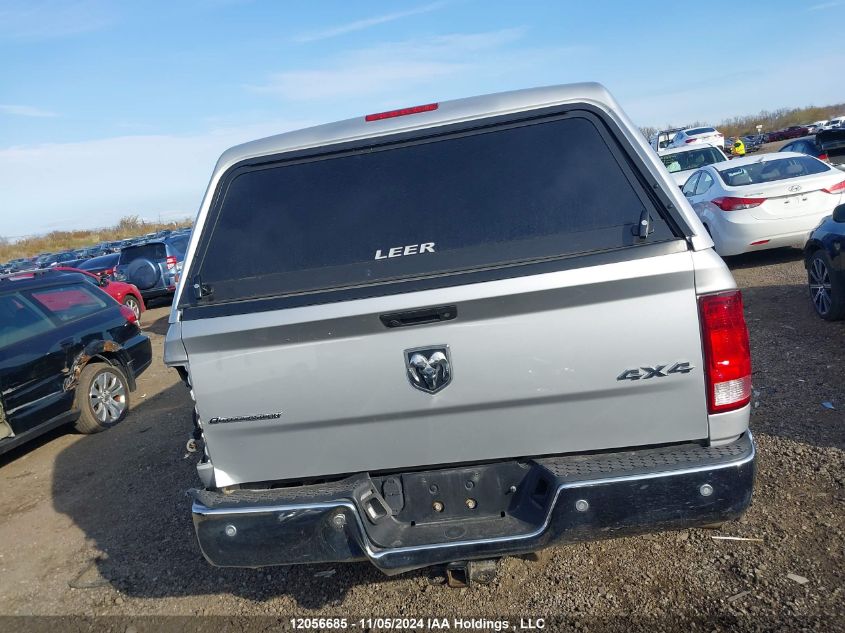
top-left (1, 0), bottom-right (844, 237)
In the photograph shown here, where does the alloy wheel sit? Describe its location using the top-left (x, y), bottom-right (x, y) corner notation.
top-left (809, 257), bottom-right (832, 316)
top-left (124, 296), bottom-right (141, 321)
top-left (88, 370), bottom-right (127, 423)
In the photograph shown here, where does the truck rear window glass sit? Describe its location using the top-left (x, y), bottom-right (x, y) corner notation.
top-left (193, 114), bottom-right (673, 304)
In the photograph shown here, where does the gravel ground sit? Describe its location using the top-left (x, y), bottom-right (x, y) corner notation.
top-left (0, 250), bottom-right (842, 632)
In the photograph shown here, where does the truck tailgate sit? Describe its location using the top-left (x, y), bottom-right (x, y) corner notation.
top-left (181, 249), bottom-right (707, 486)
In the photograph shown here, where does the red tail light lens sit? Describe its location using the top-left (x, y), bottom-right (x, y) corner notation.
top-left (712, 196), bottom-right (766, 211)
top-left (166, 255), bottom-right (177, 270)
top-left (684, 139), bottom-right (696, 144)
top-left (365, 103), bottom-right (438, 121)
top-left (119, 304), bottom-right (138, 324)
top-left (822, 179), bottom-right (845, 194)
top-left (818, 153), bottom-right (828, 161)
top-left (699, 291), bottom-right (752, 414)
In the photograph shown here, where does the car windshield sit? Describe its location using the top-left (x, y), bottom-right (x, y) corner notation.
top-left (660, 147), bottom-right (726, 173)
top-left (686, 127), bottom-right (716, 136)
top-left (717, 156), bottom-right (830, 186)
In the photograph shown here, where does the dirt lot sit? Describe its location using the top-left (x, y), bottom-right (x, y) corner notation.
top-left (0, 250), bottom-right (843, 631)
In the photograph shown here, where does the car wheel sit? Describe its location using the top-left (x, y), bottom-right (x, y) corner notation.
top-left (123, 295), bottom-right (141, 322)
top-left (808, 250), bottom-right (845, 321)
top-left (74, 363), bottom-right (130, 434)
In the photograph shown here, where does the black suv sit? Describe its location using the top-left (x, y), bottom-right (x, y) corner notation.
top-left (114, 235), bottom-right (188, 301)
top-left (0, 270), bottom-right (152, 455)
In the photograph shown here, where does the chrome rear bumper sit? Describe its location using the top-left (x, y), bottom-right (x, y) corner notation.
top-left (191, 433), bottom-right (755, 575)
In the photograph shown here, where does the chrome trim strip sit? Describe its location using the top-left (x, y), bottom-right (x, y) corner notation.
top-left (193, 434), bottom-right (755, 565)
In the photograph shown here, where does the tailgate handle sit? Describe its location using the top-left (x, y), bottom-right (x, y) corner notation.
top-left (380, 305), bottom-right (457, 328)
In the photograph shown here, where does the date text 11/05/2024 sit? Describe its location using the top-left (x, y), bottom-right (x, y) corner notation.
top-left (289, 617), bottom-right (547, 630)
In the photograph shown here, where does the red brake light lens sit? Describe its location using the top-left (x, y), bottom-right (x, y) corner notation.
top-left (699, 291), bottom-right (752, 414)
top-left (365, 103), bottom-right (438, 122)
top-left (119, 304), bottom-right (138, 324)
top-left (166, 255), bottom-right (177, 270)
top-left (712, 196), bottom-right (766, 211)
top-left (822, 179), bottom-right (845, 194)
top-left (684, 139), bottom-right (696, 144)
top-left (818, 153), bottom-right (828, 161)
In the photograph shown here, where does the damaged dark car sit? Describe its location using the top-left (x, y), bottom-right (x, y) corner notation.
top-left (0, 269), bottom-right (152, 455)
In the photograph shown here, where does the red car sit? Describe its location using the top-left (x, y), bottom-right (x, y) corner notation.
top-left (55, 267), bottom-right (146, 321)
top-left (780, 126), bottom-right (810, 141)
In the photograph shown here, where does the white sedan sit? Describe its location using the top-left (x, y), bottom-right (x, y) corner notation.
top-left (666, 126), bottom-right (725, 150)
top-left (681, 152), bottom-right (845, 256)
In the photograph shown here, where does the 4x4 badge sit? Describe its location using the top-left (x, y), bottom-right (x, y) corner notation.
top-left (405, 346), bottom-right (452, 394)
top-left (617, 362), bottom-right (694, 381)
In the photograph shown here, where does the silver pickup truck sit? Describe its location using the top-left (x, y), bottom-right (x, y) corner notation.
top-left (164, 83), bottom-right (755, 581)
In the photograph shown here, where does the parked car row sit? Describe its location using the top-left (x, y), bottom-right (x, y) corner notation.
top-left (648, 117), bottom-right (845, 157)
top-left (650, 125), bottom-right (845, 322)
top-left (765, 117), bottom-right (845, 141)
top-left (0, 227), bottom-right (191, 274)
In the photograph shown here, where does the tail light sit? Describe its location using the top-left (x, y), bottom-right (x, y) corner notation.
top-left (119, 304), bottom-right (138, 324)
top-left (818, 153), bottom-right (828, 161)
top-left (712, 196), bottom-right (766, 211)
top-left (822, 179), bottom-right (845, 194)
top-left (685, 139), bottom-right (696, 144)
top-left (166, 255), bottom-right (177, 270)
top-left (699, 291), bottom-right (751, 414)
top-left (365, 103), bottom-right (438, 122)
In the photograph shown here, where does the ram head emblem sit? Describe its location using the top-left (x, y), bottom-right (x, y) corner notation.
top-left (405, 347), bottom-right (452, 394)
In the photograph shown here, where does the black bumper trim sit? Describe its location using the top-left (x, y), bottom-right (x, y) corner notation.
top-left (191, 434), bottom-right (755, 574)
